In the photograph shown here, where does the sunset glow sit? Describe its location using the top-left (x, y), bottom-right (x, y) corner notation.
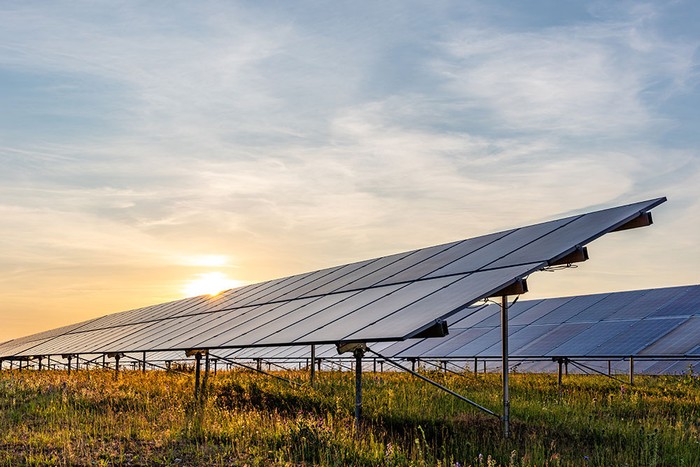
top-left (183, 272), bottom-right (243, 297)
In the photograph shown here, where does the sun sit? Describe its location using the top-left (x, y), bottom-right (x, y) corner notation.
top-left (183, 272), bottom-right (243, 297)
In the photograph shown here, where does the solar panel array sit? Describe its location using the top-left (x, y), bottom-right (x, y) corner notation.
top-left (0, 197), bottom-right (665, 362)
top-left (205, 284), bottom-right (700, 375)
top-left (382, 284), bottom-right (700, 359)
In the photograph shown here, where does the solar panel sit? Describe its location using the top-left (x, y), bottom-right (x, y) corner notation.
top-left (565, 291), bottom-right (638, 323)
top-left (545, 321), bottom-right (631, 357)
top-left (639, 317), bottom-right (700, 355)
top-left (515, 322), bottom-right (594, 357)
top-left (532, 294), bottom-right (609, 325)
top-left (510, 298), bottom-right (573, 326)
top-left (607, 287), bottom-right (685, 321)
top-left (649, 286), bottom-right (700, 318)
top-left (0, 197), bottom-right (666, 360)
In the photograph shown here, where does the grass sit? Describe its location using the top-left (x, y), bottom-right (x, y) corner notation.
top-left (0, 366), bottom-right (699, 466)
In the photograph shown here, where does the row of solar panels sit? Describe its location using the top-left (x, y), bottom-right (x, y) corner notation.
top-left (0, 198), bottom-right (667, 362)
top-left (3, 280), bottom-right (697, 372)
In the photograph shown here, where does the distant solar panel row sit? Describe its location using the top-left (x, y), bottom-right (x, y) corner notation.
top-left (199, 284), bottom-right (700, 376)
top-left (0, 197), bottom-right (666, 360)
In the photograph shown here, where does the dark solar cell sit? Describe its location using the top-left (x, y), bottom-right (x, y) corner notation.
top-left (425, 219), bottom-right (572, 278)
top-left (607, 287), bottom-right (686, 321)
top-left (594, 318), bottom-right (685, 356)
top-left (516, 322), bottom-right (594, 357)
top-left (373, 231), bottom-right (514, 285)
top-left (462, 300), bottom-right (541, 329)
top-left (544, 321), bottom-right (631, 357)
top-left (343, 263), bottom-right (544, 342)
top-left (565, 290), bottom-right (644, 323)
top-left (648, 286), bottom-right (700, 318)
top-left (639, 317), bottom-right (700, 356)
top-left (511, 298), bottom-right (573, 326)
top-left (448, 304), bottom-right (499, 328)
top-left (533, 294), bottom-right (609, 325)
top-left (446, 325), bottom-right (524, 357)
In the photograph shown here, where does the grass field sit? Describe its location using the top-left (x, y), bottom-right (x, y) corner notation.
top-left (0, 366), bottom-right (698, 466)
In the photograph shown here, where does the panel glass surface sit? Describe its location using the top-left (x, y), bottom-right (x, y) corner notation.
top-left (486, 198), bottom-right (663, 269)
top-left (446, 325), bottom-right (524, 357)
top-left (345, 263), bottom-right (544, 342)
top-left (289, 276), bottom-right (460, 342)
top-left (270, 262), bottom-right (370, 302)
top-left (533, 294), bottom-right (609, 325)
top-left (584, 318), bottom-right (685, 355)
top-left (244, 267), bottom-right (345, 305)
top-left (508, 298), bottom-right (573, 326)
top-left (165, 304), bottom-right (276, 350)
top-left (649, 286), bottom-right (700, 317)
top-left (607, 288), bottom-right (685, 321)
top-left (514, 322), bottom-right (593, 356)
top-left (373, 230), bottom-right (514, 285)
top-left (315, 250), bottom-right (418, 294)
top-left (481, 324), bottom-right (559, 356)
top-left (110, 315), bottom-right (206, 351)
top-left (246, 283), bottom-right (410, 346)
top-left (426, 218), bottom-right (574, 278)
top-left (636, 317), bottom-right (700, 355)
top-left (475, 299), bottom-right (555, 326)
top-left (172, 299), bottom-right (319, 350)
top-left (448, 304), bottom-right (498, 328)
top-left (565, 291), bottom-right (641, 323)
top-left (545, 321), bottom-right (632, 357)
top-left (331, 242), bottom-right (461, 292)
top-left (410, 328), bottom-right (492, 358)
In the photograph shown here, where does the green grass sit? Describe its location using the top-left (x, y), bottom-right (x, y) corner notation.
top-left (1, 367), bottom-right (698, 466)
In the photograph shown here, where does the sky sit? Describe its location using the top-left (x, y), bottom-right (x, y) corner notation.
top-left (1, 0), bottom-right (699, 342)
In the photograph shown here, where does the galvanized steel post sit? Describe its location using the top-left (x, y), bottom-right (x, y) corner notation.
top-left (114, 354), bottom-right (120, 380)
top-left (501, 295), bottom-right (510, 438)
top-left (194, 353), bottom-right (202, 401)
top-left (629, 357), bottom-right (634, 385)
top-left (354, 347), bottom-right (365, 430)
top-left (310, 344), bottom-right (316, 387)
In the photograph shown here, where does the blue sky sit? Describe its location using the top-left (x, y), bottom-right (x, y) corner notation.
top-left (1, 0), bottom-right (699, 341)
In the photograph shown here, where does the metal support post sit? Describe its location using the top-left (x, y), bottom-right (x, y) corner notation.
top-left (501, 295), bottom-right (510, 438)
top-left (608, 360), bottom-right (611, 375)
top-left (38, 356), bottom-right (43, 371)
top-left (114, 354), bottom-right (120, 380)
top-left (474, 358), bottom-right (478, 376)
top-left (67, 355), bottom-right (72, 375)
top-left (202, 352), bottom-right (210, 401)
top-left (194, 353), bottom-right (202, 401)
top-left (373, 358), bottom-right (377, 373)
top-left (557, 358), bottom-right (563, 399)
top-left (103, 354), bottom-right (106, 369)
top-left (354, 347), bottom-right (365, 429)
top-left (142, 351), bottom-right (147, 373)
top-left (310, 345), bottom-right (316, 387)
top-left (629, 357), bottom-right (634, 385)
top-left (76, 355), bottom-right (80, 371)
